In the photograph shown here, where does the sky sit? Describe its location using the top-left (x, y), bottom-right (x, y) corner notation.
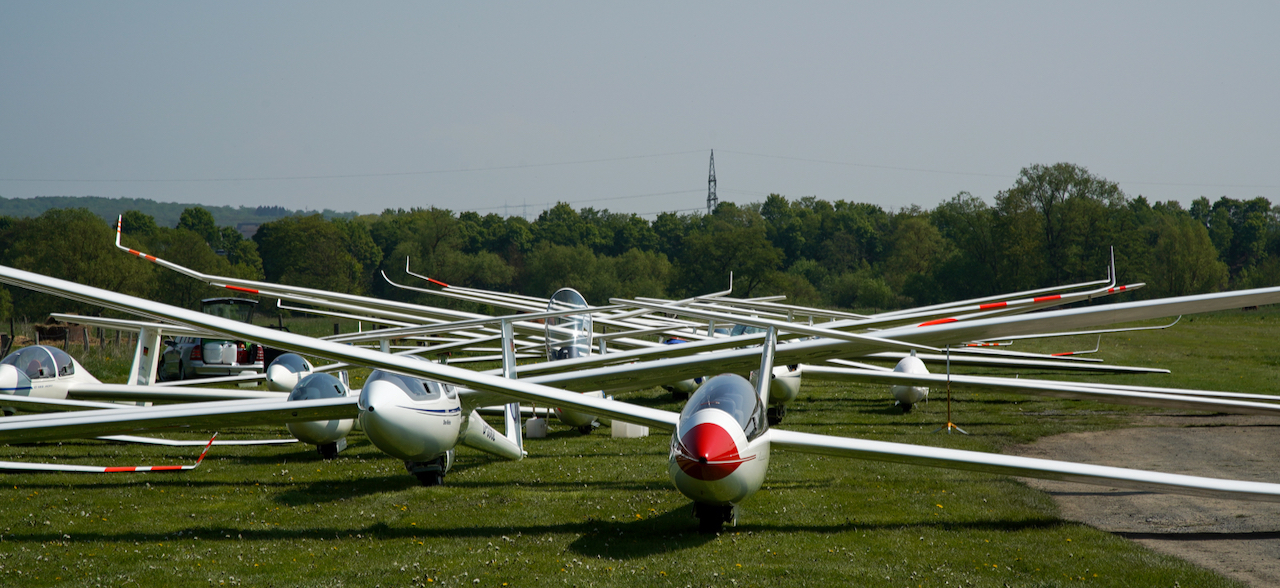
top-left (1, 2), bottom-right (1276, 219)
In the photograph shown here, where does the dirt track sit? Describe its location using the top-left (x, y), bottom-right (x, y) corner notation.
top-left (1010, 415), bottom-right (1280, 587)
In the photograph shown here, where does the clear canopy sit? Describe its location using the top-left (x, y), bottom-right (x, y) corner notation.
top-left (269, 353), bottom-right (313, 374)
top-left (679, 375), bottom-right (766, 441)
top-left (545, 288), bottom-right (593, 361)
top-left (287, 373), bottom-right (347, 402)
top-left (729, 324), bottom-right (766, 337)
top-left (364, 370), bottom-right (454, 401)
top-left (0, 345), bottom-right (74, 380)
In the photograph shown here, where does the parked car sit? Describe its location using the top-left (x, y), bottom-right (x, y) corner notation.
top-left (158, 298), bottom-right (264, 381)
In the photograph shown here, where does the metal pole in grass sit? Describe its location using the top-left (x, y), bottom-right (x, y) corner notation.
top-left (933, 345), bottom-right (968, 435)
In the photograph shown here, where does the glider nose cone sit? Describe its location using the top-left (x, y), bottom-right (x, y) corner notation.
top-left (891, 355), bottom-right (929, 405)
top-left (676, 422), bottom-right (743, 481)
top-left (265, 362), bottom-right (301, 392)
top-left (265, 354), bottom-right (313, 392)
top-left (358, 377), bottom-right (397, 414)
top-left (358, 379), bottom-right (449, 461)
top-left (0, 364), bottom-right (32, 396)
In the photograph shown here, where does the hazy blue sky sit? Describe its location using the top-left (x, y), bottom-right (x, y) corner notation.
top-left (2, 2), bottom-right (1276, 218)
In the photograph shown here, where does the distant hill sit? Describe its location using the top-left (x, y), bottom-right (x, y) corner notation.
top-left (0, 196), bottom-right (358, 227)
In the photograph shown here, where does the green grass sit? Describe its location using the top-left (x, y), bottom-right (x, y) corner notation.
top-left (3, 308), bottom-right (1278, 586)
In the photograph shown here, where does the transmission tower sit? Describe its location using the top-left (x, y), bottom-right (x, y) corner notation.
top-left (707, 149), bottom-right (718, 214)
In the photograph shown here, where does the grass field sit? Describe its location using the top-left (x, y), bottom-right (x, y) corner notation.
top-left (2, 307), bottom-right (1278, 586)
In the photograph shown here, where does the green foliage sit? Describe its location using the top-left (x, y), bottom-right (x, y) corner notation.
top-left (5, 161), bottom-right (1276, 314)
top-left (1000, 163), bottom-right (1125, 285)
top-left (0, 208), bottom-right (154, 318)
top-left (523, 242), bottom-right (604, 300)
top-left (0, 195), bottom-right (356, 227)
top-left (520, 243), bottom-right (672, 304)
top-left (145, 229), bottom-right (241, 308)
top-left (254, 215), bottom-right (366, 294)
top-left (533, 202), bottom-right (598, 249)
top-left (1147, 214), bottom-right (1229, 296)
top-left (884, 216), bottom-right (948, 298)
top-left (120, 210), bottom-right (160, 238)
top-left (673, 203), bottom-right (782, 297)
top-left (826, 270), bottom-right (899, 311)
top-left (0, 286), bottom-right (11, 322)
top-left (177, 207), bottom-right (219, 243)
top-left (331, 217), bottom-right (383, 291)
top-left (384, 208), bottom-right (515, 295)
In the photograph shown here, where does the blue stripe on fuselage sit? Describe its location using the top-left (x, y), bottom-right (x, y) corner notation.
top-left (397, 406), bottom-right (462, 416)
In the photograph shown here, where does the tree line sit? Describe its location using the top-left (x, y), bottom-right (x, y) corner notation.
top-left (0, 195), bottom-right (356, 230)
top-left (1, 163), bottom-right (1276, 321)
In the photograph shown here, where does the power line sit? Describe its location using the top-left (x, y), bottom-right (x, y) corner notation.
top-left (636, 207), bottom-right (704, 218)
top-left (0, 150), bottom-right (706, 183)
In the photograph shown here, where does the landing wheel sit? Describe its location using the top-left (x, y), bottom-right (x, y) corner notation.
top-left (577, 424), bottom-right (594, 435)
top-left (671, 390), bottom-right (689, 401)
top-left (414, 470), bottom-right (444, 486)
top-left (405, 457), bottom-right (448, 487)
top-left (317, 442), bottom-right (340, 460)
top-left (693, 502), bottom-right (736, 534)
top-left (900, 403), bottom-right (913, 414)
top-left (766, 405), bottom-right (786, 426)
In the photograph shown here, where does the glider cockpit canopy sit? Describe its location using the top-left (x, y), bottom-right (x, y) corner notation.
top-left (681, 375), bottom-right (767, 441)
top-left (545, 288), bottom-right (593, 360)
top-left (1, 345), bottom-right (75, 380)
top-left (363, 370), bottom-right (457, 401)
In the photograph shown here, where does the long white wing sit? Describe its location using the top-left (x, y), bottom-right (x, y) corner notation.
top-left (0, 396), bottom-right (357, 443)
top-left (768, 429), bottom-right (1280, 502)
top-left (65, 383), bottom-right (286, 403)
top-left (98, 434), bottom-right (297, 446)
top-left (801, 366), bottom-right (1280, 416)
top-left (855, 351), bottom-right (1165, 373)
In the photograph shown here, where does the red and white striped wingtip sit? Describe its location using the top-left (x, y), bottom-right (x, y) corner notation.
top-left (194, 432), bottom-right (217, 465)
top-left (0, 434), bottom-right (216, 474)
top-left (104, 433), bottom-right (216, 472)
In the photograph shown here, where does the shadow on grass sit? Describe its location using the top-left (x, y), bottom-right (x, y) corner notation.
top-left (4, 510), bottom-right (1072, 559)
top-left (440, 479), bottom-right (668, 492)
top-left (271, 474), bottom-right (424, 504)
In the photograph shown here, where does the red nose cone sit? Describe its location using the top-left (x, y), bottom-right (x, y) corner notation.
top-left (675, 422), bottom-right (747, 481)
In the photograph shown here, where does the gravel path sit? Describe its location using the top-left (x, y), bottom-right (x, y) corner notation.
top-left (1009, 415), bottom-right (1280, 587)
